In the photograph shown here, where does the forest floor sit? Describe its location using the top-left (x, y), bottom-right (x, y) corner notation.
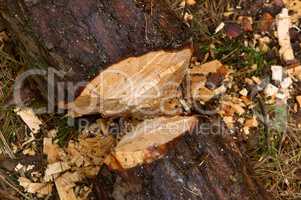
top-left (1, 0), bottom-right (301, 199)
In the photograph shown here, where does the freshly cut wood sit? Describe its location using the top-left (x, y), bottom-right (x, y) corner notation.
top-left (45, 162), bottom-right (71, 179)
top-left (14, 107), bottom-right (42, 134)
top-left (243, 116), bottom-right (258, 135)
top-left (42, 133), bottom-right (114, 200)
top-left (67, 135), bottom-right (114, 167)
top-left (55, 173), bottom-right (78, 200)
top-left (187, 60), bottom-right (229, 104)
top-left (276, 8), bottom-right (295, 62)
top-left (2, 1), bottom-right (272, 198)
top-left (18, 177), bottom-right (52, 197)
top-left (99, 119), bottom-right (272, 200)
top-left (68, 48), bottom-right (192, 118)
top-left (105, 116), bottom-right (198, 170)
top-left (43, 138), bottom-right (63, 164)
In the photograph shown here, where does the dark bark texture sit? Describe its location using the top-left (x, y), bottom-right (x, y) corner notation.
top-left (97, 119), bottom-right (271, 200)
top-left (0, 0), bottom-right (189, 87)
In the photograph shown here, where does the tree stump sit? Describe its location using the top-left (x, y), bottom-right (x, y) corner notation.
top-left (97, 118), bottom-right (271, 200)
top-left (0, 1), bottom-right (271, 199)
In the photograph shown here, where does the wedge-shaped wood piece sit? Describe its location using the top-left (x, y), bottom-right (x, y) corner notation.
top-left (68, 48), bottom-right (192, 118)
top-left (105, 116), bottom-right (198, 170)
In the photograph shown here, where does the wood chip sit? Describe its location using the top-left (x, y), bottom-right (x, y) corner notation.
top-left (185, 0), bottom-right (196, 5)
top-left (45, 162), bottom-right (71, 178)
top-left (222, 101), bottom-right (245, 116)
top-left (244, 117), bottom-right (258, 128)
top-left (68, 48), bottom-right (192, 118)
top-left (252, 76), bottom-right (262, 85)
top-left (105, 116), bottom-right (197, 170)
top-left (67, 135), bottom-right (114, 167)
top-left (43, 138), bottom-right (63, 164)
top-left (239, 88), bottom-right (248, 96)
top-left (14, 107), bottom-right (42, 134)
top-left (188, 61), bottom-right (229, 103)
top-left (19, 177), bottom-right (52, 196)
top-left (276, 8), bottom-right (295, 62)
top-left (271, 65), bottom-right (283, 81)
top-left (215, 22), bottom-right (225, 34)
top-left (223, 116), bottom-right (234, 129)
top-left (55, 173), bottom-right (78, 200)
top-left (243, 117), bottom-right (258, 135)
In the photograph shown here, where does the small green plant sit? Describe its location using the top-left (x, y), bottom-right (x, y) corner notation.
top-left (55, 117), bottom-right (77, 147)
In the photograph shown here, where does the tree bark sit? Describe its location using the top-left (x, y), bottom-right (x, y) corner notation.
top-left (0, 0), bottom-right (190, 97)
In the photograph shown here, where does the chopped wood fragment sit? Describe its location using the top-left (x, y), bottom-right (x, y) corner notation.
top-left (271, 65), bottom-right (283, 81)
top-left (43, 138), bottom-right (63, 164)
top-left (223, 116), bottom-right (234, 129)
top-left (239, 88), bottom-right (248, 96)
top-left (105, 116), bottom-right (197, 170)
top-left (244, 117), bottom-right (258, 128)
top-left (185, 0), bottom-right (196, 5)
top-left (188, 61), bottom-right (229, 104)
top-left (55, 173), bottom-right (78, 200)
top-left (222, 101), bottom-right (245, 116)
top-left (14, 107), bottom-right (42, 134)
top-left (67, 135), bottom-right (114, 167)
top-left (243, 117), bottom-right (258, 135)
top-left (252, 76), bottom-right (262, 85)
top-left (184, 13), bottom-right (193, 22)
top-left (22, 148), bottom-right (36, 156)
top-left (276, 8), bottom-right (295, 62)
top-left (15, 163), bottom-right (24, 171)
top-left (68, 49), bottom-right (192, 118)
top-left (45, 162), bottom-right (71, 178)
top-left (215, 22), bottom-right (225, 34)
top-left (19, 177), bottom-right (52, 196)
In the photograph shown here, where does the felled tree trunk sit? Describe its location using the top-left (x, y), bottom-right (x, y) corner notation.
top-left (99, 119), bottom-right (271, 200)
top-left (0, 1), bottom-right (271, 199)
